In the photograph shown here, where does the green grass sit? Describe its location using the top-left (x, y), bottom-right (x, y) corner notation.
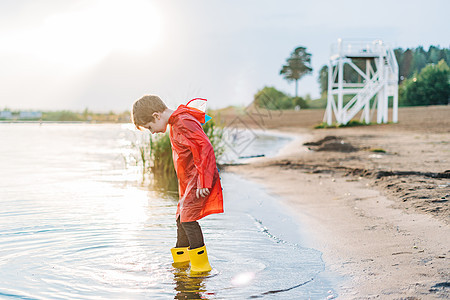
top-left (369, 148), bottom-right (387, 153)
top-left (315, 120), bottom-right (371, 129)
top-left (340, 120), bottom-right (370, 127)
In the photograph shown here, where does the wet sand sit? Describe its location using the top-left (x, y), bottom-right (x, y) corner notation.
top-left (220, 105), bottom-right (450, 299)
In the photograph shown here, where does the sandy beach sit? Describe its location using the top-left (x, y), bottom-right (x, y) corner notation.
top-left (221, 105), bottom-right (450, 299)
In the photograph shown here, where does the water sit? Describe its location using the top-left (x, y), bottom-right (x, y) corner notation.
top-left (0, 123), bottom-right (336, 299)
top-left (221, 128), bottom-right (292, 163)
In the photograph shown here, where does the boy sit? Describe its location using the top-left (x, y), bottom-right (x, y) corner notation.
top-left (131, 95), bottom-right (224, 275)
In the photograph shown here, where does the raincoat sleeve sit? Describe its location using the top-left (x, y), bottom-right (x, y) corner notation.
top-left (177, 116), bottom-right (216, 189)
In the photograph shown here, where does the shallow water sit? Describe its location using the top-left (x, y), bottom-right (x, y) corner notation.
top-left (221, 127), bottom-right (292, 163)
top-left (0, 123), bottom-right (336, 299)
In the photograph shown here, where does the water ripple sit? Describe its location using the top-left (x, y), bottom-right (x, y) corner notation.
top-left (0, 124), bottom-right (336, 299)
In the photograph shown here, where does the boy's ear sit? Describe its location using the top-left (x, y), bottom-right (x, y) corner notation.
top-left (152, 112), bottom-right (160, 120)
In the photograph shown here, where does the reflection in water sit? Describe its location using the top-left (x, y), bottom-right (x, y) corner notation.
top-left (173, 266), bottom-right (209, 300)
top-left (149, 171), bottom-right (179, 194)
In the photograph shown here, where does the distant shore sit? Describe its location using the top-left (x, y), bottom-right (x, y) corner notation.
top-left (223, 105), bottom-right (450, 299)
top-left (0, 120), bottom-right (128, 124)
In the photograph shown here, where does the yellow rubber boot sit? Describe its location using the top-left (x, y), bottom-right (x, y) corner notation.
top-left (187, 245), bottom-right (212, 275)
top-left (171, 247), bottom-right (190, 268)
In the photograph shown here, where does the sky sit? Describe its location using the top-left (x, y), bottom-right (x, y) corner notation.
top-left (0, 0), bottom-right (449, 112)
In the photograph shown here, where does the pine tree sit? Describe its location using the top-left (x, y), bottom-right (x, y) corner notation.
top-left (280, 46), bottom-right (312, 97)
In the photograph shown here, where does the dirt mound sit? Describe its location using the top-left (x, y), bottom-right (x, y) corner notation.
top-left (304, 136), bottom-right (359, 153)
top-left (303, 135), bottom-right (341, 146)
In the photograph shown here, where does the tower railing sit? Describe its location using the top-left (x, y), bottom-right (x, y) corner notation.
top-left (324, 39), bottom-right (399, 125)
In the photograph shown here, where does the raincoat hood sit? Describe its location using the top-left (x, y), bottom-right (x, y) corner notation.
top-left (169, 105), bottom-right (205, 125)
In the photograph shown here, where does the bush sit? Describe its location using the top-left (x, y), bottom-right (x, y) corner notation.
top-left (254, 86), bottom-right (290, 110)
top-left (253, 86), bottom-right (308, 110)
top-left (399, 60), bottom-right (450, 106)
top-left (292, 96), bottom-right (308, 109)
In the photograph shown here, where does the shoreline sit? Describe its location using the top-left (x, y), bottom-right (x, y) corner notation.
top-left (219, 172), bottom-right (338, 297)
top-left (222, 106), bottom-right (449, 298)
top-left (227, 163), bottom-right (449, 298)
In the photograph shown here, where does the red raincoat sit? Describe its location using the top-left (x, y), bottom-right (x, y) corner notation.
top-left (168, 104), bottom-right (224, 222)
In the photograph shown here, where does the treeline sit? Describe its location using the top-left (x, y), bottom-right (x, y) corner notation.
top-left (399, 60), bottom-right (449, 106)
top-left (42, 109), bottom-right (131, 122)
top-left (395, 46), bottom-right (449, 82)
top-left (1, 108), bottom-right (131, 122)
top-left (395, 46), bottom-right (449, 106)
top-left (317, 45), bottom-right (450, 106)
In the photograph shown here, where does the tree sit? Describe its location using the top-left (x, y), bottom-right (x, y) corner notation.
top-left (280, 46), bottom-right (312, 97)
top-left (400, 49), bottom-right (414, 80)
top-left (318, 65), bottom-right (328, 96)
top-left (427, 46), bottom-right (441, 64)
top-left (412, 46), bottom-right (427, 73)
top-left (399, 60), bottom-right (449, 106)
top-left (394, 48), bottom-right (404, 81)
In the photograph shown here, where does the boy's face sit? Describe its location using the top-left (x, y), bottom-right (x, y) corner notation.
top-left (143, 113), bottom-right (167, 134)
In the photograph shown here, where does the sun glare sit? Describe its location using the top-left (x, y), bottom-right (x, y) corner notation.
top-left (3, 0), bottom-right (162, 70)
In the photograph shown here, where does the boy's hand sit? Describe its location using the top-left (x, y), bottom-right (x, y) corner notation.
top-left (196, 188), bottom-right (210, 198)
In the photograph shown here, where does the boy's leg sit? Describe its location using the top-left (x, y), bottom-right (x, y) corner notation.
top-left (172, 217), bottom-right (190, 266)
top-left (183, 221), bottom-right (211, 274)
top-left (181, 220), bottom-right (205, 249)
top-left (176, 217), bottom-right (190, 248)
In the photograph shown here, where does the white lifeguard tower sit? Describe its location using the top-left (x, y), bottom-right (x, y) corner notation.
top-left (324, 39), bottom-right (399, 125)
